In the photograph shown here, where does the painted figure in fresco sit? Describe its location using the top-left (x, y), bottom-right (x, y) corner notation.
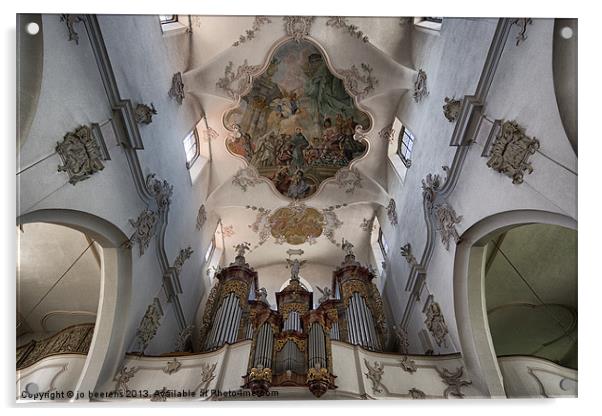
top-left (290, 128), bottom-right (310, 172)
top-left (251, 130), bottom-right (278, 167)
top-left (305, 53), bottom-right (354, 125)
top-left (287, 170), bottom-right (312, 199)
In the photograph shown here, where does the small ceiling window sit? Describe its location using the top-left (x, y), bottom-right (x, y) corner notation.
top-left (397, 125), bottom-right (415, 168)
top-left (183, 129), bottom-right (200, 168)
top-left (204, 236), bottom-right (216, 264)
top-left (159, 15), bottom-right (178, 24)
top-left (414, 17), bottom-right (443, 31)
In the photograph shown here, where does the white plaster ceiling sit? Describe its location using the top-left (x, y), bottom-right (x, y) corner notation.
top-left (17, 223), bottom-right (100, 340)
top-left (185, 16), bottom-right (414, 290)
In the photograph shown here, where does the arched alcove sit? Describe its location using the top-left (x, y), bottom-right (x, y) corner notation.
top-left (17, 209), bottom-right (133, 398)
top-left (452, 210), bottom-right (576, 398)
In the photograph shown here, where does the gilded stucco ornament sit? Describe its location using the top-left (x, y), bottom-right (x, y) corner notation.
top-left (436, 366), bottom-right (472, 398)
top-left (434, 202), bottom-right (462, 250)
top-left (113, 366), bottom-right (138, 394)
top-left (386, 198), bottom-right (398, 225)
top-left (56, 125), bottom-right (105, 185)
top-left (135, 298), bottom-right (163, 352)
top-left (163, 358), bottom-right (182, 375)
top-left (413, 69), bottom-right (429, 102)
top-left (196, 205), bottom-right (207, 230)
top-left (134, 103), bottom-right (157, 125)
top-left (443, 97), bottom-right (462, 122)
top-left (424, 299), bottom-right (449, 348)
top-left (363, 359), bottom-right (385, 394)
top-left (125, 208), bottom-right (158, 256)
top-left (400, 243), bottom-right (417, 266)
top-left (283, 16), bottom-right (315, 41)
top-left (399, 356), bottom-right (417, 373)
top-left (145, 173), bottom-right (173, 214)
top-left (326, 17), bottom-right (369, 42)
top-left (216, 60), bottom-right (261, 100)
top-left (168, 72), bottom-right (185, 104)
top-left (486, 120), bottom-right (539, 184)
top-left (338, 63), bottom-right (378, 101)
top-left (232, 166), bottom-right (263, 191)
top-left (59, 14), bottom-right (83, 44)
top-left (334, 167), bottom-right (363, 194)
top-left (232, 16), bottom-right (272, 47)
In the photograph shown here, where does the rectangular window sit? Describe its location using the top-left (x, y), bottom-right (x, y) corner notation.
top-left (159, 15), bottom-right (178, 24)
top-left (378, 228), bottom-right (389, 259)
top-left (183, 129), bottom-right (199, 168)
top-left (397, 125), bottom-right (414, 168)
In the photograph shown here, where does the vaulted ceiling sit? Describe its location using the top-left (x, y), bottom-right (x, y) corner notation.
top-left (184, 17), bottom-right (417, 277)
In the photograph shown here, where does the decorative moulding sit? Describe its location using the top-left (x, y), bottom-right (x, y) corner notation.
top-left (113, 366), bottom-right (138, 394)
top-left (125, 208), bottom-right (158, 256)
top-left (134, 298), bottom-right (163, 352)
top-left (363, 359), bottom-right (385, 394)
top-left (423, 295), bottom-right (449, 348)
top-left (283, 16), bottom-right (315, 42)
top-left (56, 125), bottom-right (105, 185)
top-left (484, 120), bottom-right (539, 184)
top-left (215, 60), bottom-right (262, 101)
top-left (360, 217), bottom-right (375, 232)
top-left (174, 325), bottom-right (194, 352)
top-left (378, 124), bottom-right (395, 143)
top-left (168, 72), bottom-right (185, 104)
top-left (393, 324), bottom-right (409, 354)
top-left (412, 69), bottom-right (428, 102)
top-left (59, 14), bottom-right (83, 44)
top-left (400, 243), bottom-right (417, 266)
top-left (337, 63), bottom-right (378, 101)
top-left (334, 167), bottom-right (363, 194)
top-left (233, 16), bottom-right (272, 47)
top-left (436, 366), bottom-right (472, 398)
top-left (163, 358), bottom-right (182, 375)
top-left (145, 173), bottom-right (173, 214)
top-left (433, 202), bottom-right (462, 250)
top-left (443, 97), bottom-right (462, 122)
top-left (409, 388), bottom-right (426, 399)
top-left (399, 356), bottom-right (417, 373)
top-left (196, 205), bottom-right (207, 230)
top-left (512, 18), bottom-right (533, 46)
top-left (326, 17), bottom-right (369, 42)
top-left (232, 166), bottom-right (263, 192)
top-left (134, 103), bottom-right (157, 125)
top-left (386, 199), bottom-right (398, 225)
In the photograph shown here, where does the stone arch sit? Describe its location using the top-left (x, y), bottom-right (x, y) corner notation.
top-left (17, 209), bottom-right (133, 397)
top-left (452, 209), bottom-right (576, 398)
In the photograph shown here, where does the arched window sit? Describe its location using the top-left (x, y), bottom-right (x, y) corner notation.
top-left (183, 128), bottom-right (200, 169)
top-left (387, 117), bottom-right (415, 182)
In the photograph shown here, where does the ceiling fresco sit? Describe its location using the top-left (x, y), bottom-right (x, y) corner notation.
top-left (224, 39), bottom-right (372, 200)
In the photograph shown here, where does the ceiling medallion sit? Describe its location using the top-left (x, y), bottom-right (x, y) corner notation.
top-left (283, 16), bottom-right (315, 42)
top-left (247, 201), bottom-right (344, 246)
top-left (224, 39), bottom-right (371, 200)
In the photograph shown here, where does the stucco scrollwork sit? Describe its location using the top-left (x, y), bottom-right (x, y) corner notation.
top-left (197, 362), bottom-right (217, 391)
top-left (360, 217), bottom-right (375, 232)
top-left (338, 63), bottom-right (378, 101)
top-left (134, 103), bottom-right (157, 125)
top-left (413, 69), bottom-right (429, 102)
top-left (386, 198), bottom-right (398, 225)
top-left (399, 355), bottom-right (417, 373)
top-left (232, 166), bottom-right (263, 191)
top-left (409, 388), bottom-right (426, 399)
top-left (125, 208), bottom-right (158, 256)
top-left (443, 97), bottom-right (462, 122)
top-left (145, 173), bottom-right (173, 214)
top-left (434, 202), bottom-right (462, 250)
top-left (436, 366), bottom-right (472, 398)
top-left (59, 14), bottom-right (83, 44)
top-left (363, 359), bottom-right (385, 394)
top-left (135, 298), bottom-right (163, 352)
top-left (168, 72), bottom-right (185, 105)
top-left (424, 298), bottom-right (449, 348)
top-left (393, 324), bottom-right (409, 354)
top-left (326, 17), bottom-right (369, 42)
top-left (113, 366), bottom-right (138, 394)
top-left (163, 358), bottom-right (182, 375)
top-left (233, 16), bottom-right (272, 47)
top-left (512, 18), bottom-right (533, 46)
top-left (400, 243), bottom-right (417, 266)
top-left (174, 325), bottom-right (194, 352)
top-left (486, 120), bottom-right (540, 184)
top-left (216, 60), bottom-right (262, 100)
top-left (56, 125), bottom-right (105, 185)
top-left (196, 204), bottom-right (207, 230)
top-left (283, 16), bottom-right (315, 42)
top-left (378, 124), bottom-right (395, 143)
top-left (334, 167), bottom-right (363, 194)
top-left (173, 246), bottom-right (194, 274)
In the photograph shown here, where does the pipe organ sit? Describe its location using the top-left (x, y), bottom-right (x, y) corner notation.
top-left (198, 241), bottom-right (387, 398)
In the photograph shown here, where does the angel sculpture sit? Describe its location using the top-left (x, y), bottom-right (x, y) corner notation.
top-left (316, 286), bottom-right (332, 304)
